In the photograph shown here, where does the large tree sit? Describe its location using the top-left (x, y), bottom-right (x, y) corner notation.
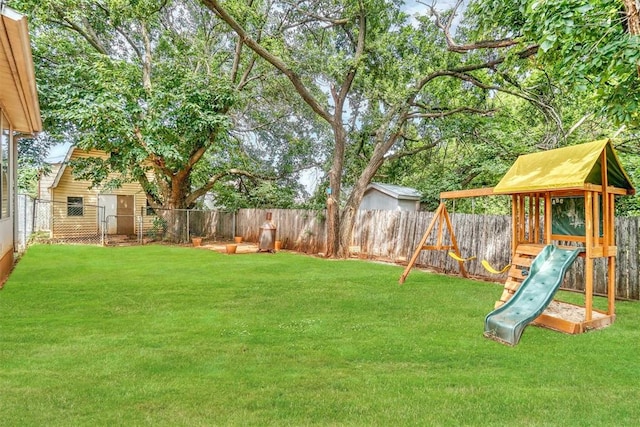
top-left (202, 0), bottom-right (548, 257)
top-left (12, 0), bottom-right (291, 238)
top-left (466, 0), bottom-right (640, 126)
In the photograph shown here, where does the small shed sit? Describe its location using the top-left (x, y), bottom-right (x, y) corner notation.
top-left (360, 183), bottom-right (421, 211)
top-left (44, 146), bottom-right (153, 240)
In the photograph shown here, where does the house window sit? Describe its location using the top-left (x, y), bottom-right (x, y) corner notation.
top-left (0, 118), bottom-right (9, 219)
top-left (67, 197), bottom-right (84, 216)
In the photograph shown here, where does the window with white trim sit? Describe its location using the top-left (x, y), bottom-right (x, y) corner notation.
top-left (0, 113), bottom-right (10, 219)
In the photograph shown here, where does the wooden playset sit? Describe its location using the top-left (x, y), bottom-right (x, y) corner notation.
top-left (400, 139), bottom-right (636, 341)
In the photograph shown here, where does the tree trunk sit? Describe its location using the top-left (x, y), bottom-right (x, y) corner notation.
top-left (623, 0), bottom-right (640, 76)
top-left (338, 203), bottom-right (357, 258)
top-left (325, 123), bottom-right (347, 257)
top-left (624, 0), bottom-right (640, 34)
top-left (152, 173), bottom-right (192, 243)
top-left (337, 151), bottom-right (387, 257)
top-left (156, 208), bottom-right (188, 242)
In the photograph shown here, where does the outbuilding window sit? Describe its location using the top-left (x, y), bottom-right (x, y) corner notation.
top-left (67, 197), bottom-right (84, 216)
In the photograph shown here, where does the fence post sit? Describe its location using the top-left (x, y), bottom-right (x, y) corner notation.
top-left (138, 207), bottom-right (143, 244)
top-left (31, 196), bottom-right (36, 238)
top-left (22, 195), bottom-right (27, 251)
top-left (100, 206), bottom-right (105, 246)
top-left (233, 210), bottom-right (237, 238)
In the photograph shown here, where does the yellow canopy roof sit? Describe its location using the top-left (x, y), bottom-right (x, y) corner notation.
top-left (494, 139), bottom-right (635, 195)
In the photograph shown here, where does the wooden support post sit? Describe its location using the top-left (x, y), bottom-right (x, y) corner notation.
top-left (511, 195), bottom-right (518, 257)
top-left (399, 203), bottom-right (445, 284)
top-left (594, 193), bottom-right (601, 246)
top-left (533, 193), bottom-right (540, 243)
top-left (608, 192), bottom-right (616, 315)
top-left (599, 150), bottom-right (616, 316)
top-left (585, 191), bottom-right (594, 322)
top-left (399, 202), bottom-right (468, 284)
top-left (601, 149), bottom-right (610, 247)
top-left (518, 195), bottom-right (526, 244)
top-left (436, 211), bottom-right (445, 248)
top-left (443, 206), bottom-right (468, 278)
top-left (528, 195), bottom-right (534, 243)
top-left (544, 193), bottom-right (552, 244)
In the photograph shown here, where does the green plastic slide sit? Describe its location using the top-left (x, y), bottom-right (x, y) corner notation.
top-left (484, 245), bottom-right (584, 346)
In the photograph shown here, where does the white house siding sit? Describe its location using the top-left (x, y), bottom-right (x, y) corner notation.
top-left (0, 6), bottom-right (41, 282)
top-left (0, 111), bottom-right (14, 281)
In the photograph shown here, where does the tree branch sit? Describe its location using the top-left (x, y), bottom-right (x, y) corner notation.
top-left (623, 0), bottom-right (640, 76)
top-left (385, 140), bottom-right (441, 161)
top-left (133, 127), bottom-right (173, 178)
top-left (565, 113), bottom-right (594, 138)
top-left (113, 24), bottom-right (144, 61)
top-left (415, 44), bottom-right (538, 92)
top-left (425, 0), bottom-right (520, 53)
top-left (441, 70), bottom-right (564, 135)
top-left (280, 0), bottom-right (349, 26)
top-left (407, 106), bottom-right (496, 119)
top-left (186, 168), bottom-right (273, 205)
top-left (141, 22), bottom-right (153, 93)
top-left (52, 7), bottom-right (109, 55)
top-left (333, 1), bottom-right (366, 115)
top-left (201, 0), bottom-right (333, 124)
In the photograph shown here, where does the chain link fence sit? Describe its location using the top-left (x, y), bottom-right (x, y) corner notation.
top-left (17, 195), bottom-right (106, 246)
top-left (138, 207), bottom-right (234, 243)
top-left (16, 195), bottom-right (235, 248)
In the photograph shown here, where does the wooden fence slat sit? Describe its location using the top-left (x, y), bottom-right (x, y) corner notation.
top-left (219, 208), bottom-right (640, 300)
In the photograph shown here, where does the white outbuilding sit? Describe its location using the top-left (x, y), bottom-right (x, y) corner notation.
top-left (359, 183), bottom-right (421, 211)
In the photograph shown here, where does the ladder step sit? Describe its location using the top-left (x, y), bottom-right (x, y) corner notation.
top-left (504, 279), bottom-right (521, 292)
top-left (500, 288), bottom-right (513, 300)
top-left (508, 266), bottom-right (529, 280)
top-left (515, 243), bottom-right (545, 256)
top-left (512, 254), bottom-right (533, 267)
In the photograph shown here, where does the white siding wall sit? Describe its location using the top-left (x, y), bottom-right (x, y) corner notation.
top-left (397, 199), bottom-right (420, 211)
top-left (360, 190), bottom-right (399, 211)
top-left (359, 189), bottom-right (419, 211)
top-left (0, 110), bottom-right (14, 278)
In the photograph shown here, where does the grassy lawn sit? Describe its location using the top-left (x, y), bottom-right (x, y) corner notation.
top-left (1, 244), bottom-right (640, 426)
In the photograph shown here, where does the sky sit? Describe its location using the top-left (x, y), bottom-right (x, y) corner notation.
top-left (45, 142), bottom-right (72, 163)
top-left (405, 0), bottom-right (464, 15)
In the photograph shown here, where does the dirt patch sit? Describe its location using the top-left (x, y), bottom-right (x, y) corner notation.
top-left (200, 241), bottom-right (267, 254)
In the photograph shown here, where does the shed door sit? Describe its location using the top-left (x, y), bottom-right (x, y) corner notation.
top-left (117, 195), bottom-right (134, 235)
top-left (98, 195), bottom-right (117, 234)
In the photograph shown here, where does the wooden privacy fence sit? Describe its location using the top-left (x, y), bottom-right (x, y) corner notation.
top-left (235, 209), bottom-right (327, 254)
top-left (351, 210), bottom-right (513, 278)
top-left (233, 209), bottom-right (640, 300)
